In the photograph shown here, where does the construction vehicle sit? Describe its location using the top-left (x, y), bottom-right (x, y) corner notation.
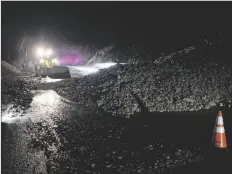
top-left (35, 47), bottom-right (71, 78)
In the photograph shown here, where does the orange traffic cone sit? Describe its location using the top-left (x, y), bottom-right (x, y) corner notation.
top-left (212, 111), bottom-right (227, 148)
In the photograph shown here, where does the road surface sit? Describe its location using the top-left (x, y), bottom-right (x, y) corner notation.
top-left (1, 70), bottom-right (232, 173)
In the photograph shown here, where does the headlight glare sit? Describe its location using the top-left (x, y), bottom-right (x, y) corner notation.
top-left (39, 59), bottom-right (45, 63)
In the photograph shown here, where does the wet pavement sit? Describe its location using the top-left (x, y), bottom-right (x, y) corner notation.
top-left (2, 90), bottom-right (232, 173)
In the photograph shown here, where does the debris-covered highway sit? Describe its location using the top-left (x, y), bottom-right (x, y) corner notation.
top-left (1, 53), bottom-right (232, 173)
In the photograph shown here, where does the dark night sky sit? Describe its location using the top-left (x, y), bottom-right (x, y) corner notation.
top-left (2, 1), bottom-right (232, 61)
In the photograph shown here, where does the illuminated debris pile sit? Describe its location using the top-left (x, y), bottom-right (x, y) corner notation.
top-left (85, 43), bottom-right (196, 65)
top-left (154, 46), bottom-right (196, 64)
top-left (86, 44), bottom-right (115, 65)
top-left (113, 61), bottom-right (231, 115)
top-left (1, 61), bottom-right (38, 109)
top-left (87, 44), bottom-right (151, 64)
top-left (1, 75), bottom-right (38, 111)
top-left (56, 54), bottom-right (232, 117)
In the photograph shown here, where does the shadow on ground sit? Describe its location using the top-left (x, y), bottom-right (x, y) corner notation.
top-left (113, 107), bottom-right (232, 174)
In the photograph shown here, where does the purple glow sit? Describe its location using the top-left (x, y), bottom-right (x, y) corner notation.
top-left (57, 47), bottom-right (88, 65)
top-left (59, 56), bottom-right (81, 65)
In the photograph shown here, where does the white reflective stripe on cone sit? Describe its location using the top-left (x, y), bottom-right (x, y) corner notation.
top-left (216, 127), bottom-right (225, 133)
top-left (217, 117), bottom-right (224, 125)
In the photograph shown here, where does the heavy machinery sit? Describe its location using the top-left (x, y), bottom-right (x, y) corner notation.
top-left (35, 47), bottom-right (71, 78)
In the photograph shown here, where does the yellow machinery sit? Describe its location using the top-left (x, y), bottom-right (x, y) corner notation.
top-left (35, 47), bottom-right (70, 78)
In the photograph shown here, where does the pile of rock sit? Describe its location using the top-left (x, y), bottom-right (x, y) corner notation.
top-left (1, 75), bottom-right (39, 111)
top-left (54, 53), bottom-right (232, 117)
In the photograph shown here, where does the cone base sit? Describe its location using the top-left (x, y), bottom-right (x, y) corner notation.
top-left (210, 146), bottom-right (229, 160)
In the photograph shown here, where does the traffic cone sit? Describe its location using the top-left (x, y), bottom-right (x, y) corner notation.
top-left (212, 111), bottom-right (227, 148)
